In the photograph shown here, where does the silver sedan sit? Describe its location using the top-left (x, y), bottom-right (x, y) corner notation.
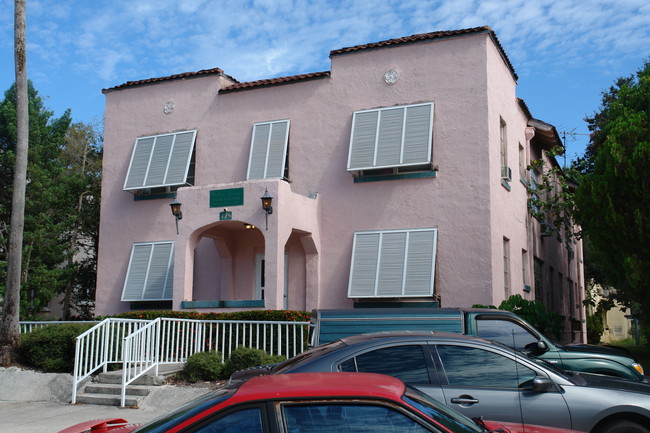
top-left (231, 331), bottom-right (650, 433)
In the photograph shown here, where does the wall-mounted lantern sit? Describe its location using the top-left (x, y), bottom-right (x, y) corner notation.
top-left (260, 188), bottom-right (273, 230)
top-left (169, 198), bottom-right (182, 234)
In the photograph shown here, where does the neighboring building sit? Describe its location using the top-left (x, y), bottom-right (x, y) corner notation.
top-left (96, 26), bottom-right (586, 343)
top-left (591, 285), bottom-right (633, 343)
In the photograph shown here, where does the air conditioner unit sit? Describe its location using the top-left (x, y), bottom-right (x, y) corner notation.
top-left (501, 165), bottom-right (512, 182)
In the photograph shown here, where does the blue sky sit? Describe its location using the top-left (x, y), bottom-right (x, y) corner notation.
top-left (1, 0), bottom-right (648, 161)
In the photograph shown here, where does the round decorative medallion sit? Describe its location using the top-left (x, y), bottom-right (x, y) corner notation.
top-left (384, 68), bottom-right (399, 84)
top-left (163, 101), bottom-right (175, 114)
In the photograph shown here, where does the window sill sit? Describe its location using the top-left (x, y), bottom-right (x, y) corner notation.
top-left (501, 179), bottom-right (511, 191)
top-left (353, 170), bottom-right (437, 183)
top-left (181, 300), bottom-right (265, 309)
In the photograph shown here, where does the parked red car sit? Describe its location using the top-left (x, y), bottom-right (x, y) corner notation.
top-left (59, 372), bottom-right (580, 433)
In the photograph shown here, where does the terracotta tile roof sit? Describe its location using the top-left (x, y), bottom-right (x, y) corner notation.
top-left (220, 71), bottom-right (331, 93)
top-left (518, 98), bottom-right (562, 153)
top-left (330, 26), bottom-right (517, 81)
top-left (102, 68), bottom-right (238, 93)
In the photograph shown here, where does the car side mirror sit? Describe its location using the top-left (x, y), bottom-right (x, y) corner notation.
top-left (524, 340), bottom-right (548, 355)
top-left (531, 376), bottom-right (554, 393)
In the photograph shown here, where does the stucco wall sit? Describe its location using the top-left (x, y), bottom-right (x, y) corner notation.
top-left (96, 31), bottom-right (582, 323)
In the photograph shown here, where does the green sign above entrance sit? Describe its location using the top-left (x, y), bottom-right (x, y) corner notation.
top-left (210, 188), bottom-right (244, 208)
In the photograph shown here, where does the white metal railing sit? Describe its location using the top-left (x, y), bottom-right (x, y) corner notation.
top-left (72, 318), bottom-right (150, 404)
top-left (120, 318), bottom-right (161, 406)
top-left (19, 320), bottom-right (100, 333)
top-left (69, 317), bottom-right (309, 406)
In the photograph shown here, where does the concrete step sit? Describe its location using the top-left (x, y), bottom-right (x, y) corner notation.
top-left (84, 383), bottom-right (151, 397)
top-left (95, 370), bottom-right (165, 386)
top-left (76, 392), bottom-right (143, 408)
top-left (78, 364), bottom-right (185, 407)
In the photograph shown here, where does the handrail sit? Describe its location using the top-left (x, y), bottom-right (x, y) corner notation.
top-left (71, 318), bottom-right (150, 404)
top-left (121, 318), bottom-right (161, 407)
top-left (67, 317), bottom-right (309, 406)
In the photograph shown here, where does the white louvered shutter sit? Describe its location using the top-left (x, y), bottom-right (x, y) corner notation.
top-left (348, 228), bottom-right (437, 298)
top-left (376, 231), bottom-right (407, 296)
top-left (247, 120), bottom-right (290, 180)
top-left (122, 242), bottom-right (174, 301)
top-left (375, 107), bottom-right (405, 167)
top-left (124, 131), bottom-right (197, 190)
top-left (403, 104), bottom-right (433, 164)
top-left (347, 103), bottom-right (433, 171)
top-left (348, 232), bottom-right (381, 297)
top-left (348, 110), bottom-right (379, 170)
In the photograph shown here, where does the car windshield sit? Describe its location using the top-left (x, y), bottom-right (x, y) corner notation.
top-left (131, 387), bottom-right (236, 433)
top-left (271, 340), bottom-right (348, 373)
top-left (403, 385), bottom-right (484, 433)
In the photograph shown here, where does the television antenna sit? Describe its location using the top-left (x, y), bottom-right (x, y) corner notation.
top-left (557, 129), bottom-right (590, 166)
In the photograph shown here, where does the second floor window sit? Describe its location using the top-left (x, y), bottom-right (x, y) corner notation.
top-left (247, 120), bottom-right (290, 180)
top-left (347, 103), bottom-right (433, 173)
top-left (124, 130), bottom-right (197, 192)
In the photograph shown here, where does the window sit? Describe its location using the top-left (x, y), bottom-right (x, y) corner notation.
top-left (122, 241), bottom-right (174, 301)
top-left (518, 143), bottom-right (527, 181)
top-left (339, 345), bottom-right (431, 384)
top-left (503, 238), bottom-right (510, 298)
top-left (124, 130), bottom-right (197, 191)
top-left (347, 103), bottom-right (433, 172)
top-left (348, 228), bottom-right (438, 298)
top-left (522, 249), bottom-right (530, 291)
top-left (475, 319), bottom-right (538, 349)
top-left (283, 404), bottom-right (431, 433)
top-left (194, 407), bottom-right (263, 433)
top-left (247, 120), bottom-right (290, 180)
top-left (534, 257), bottom-right (544, 303)
top-left (499, 119), bottom-right (510, 181)
top-left (436, 345), bottom-right (536, 388)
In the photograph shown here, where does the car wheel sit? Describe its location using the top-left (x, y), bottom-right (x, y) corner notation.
top-left (597, 420), bottom-right (650, 433)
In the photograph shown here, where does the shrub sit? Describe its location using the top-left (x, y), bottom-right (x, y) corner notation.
top-left (105, 310), bottom-right (311, 322)
top-left (179, 351), bottom-right (224, 383)
top-left (498, 295), bottom-right (564, 341)
top-left (19, 323), bottom-right (93, 373)
top-left (586, 313), bottom-right (604, 344)
top-left (219, 346), bottom-right (285, 379)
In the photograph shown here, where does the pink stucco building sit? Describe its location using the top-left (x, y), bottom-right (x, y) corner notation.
top-left (97, 26), bottom-right (586, 342)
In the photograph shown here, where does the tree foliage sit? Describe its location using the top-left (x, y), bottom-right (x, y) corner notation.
top-left (527, 146), bottom-right (581, 244)
top-left (0, 82), bottom-right (101, 319)
top-left (575, 61), bottom-right (650, 320)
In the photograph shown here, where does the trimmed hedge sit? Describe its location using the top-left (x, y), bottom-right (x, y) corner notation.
top-left (19, 323), bottom-right (94, 372)
top-left (104, 309), bottom-right (310, 322)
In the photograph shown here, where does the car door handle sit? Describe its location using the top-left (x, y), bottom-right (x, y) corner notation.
top-left (450, 396), bottom-right (479, 405)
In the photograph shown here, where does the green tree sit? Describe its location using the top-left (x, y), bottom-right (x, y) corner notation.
top-left (0, 81), bottom-right (80, 318)
top-left (527, 145), bottom-right (581, 244)
top-left (59, 122), bottom-right (102, 319)
top-left (575, 61), bottom-right (650, 327)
